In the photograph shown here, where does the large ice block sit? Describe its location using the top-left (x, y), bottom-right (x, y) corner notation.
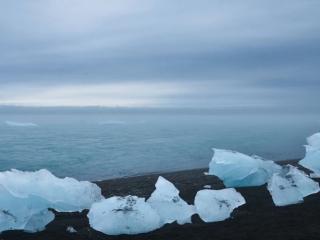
top-left (0, 169), bottom-right (103, 212)
top-left (147, 176), bottom-right (195, 225)
top-left (0, 169), bottom-right (103, 233)
top-left (267, 165), bottom-right (320, 206)
top-left (88, 195), bottom-right (162, 235)
top-left (209, 149), bottom-right (281, 187)
top-left (307, 132), bottom-right (320, 148)
top-left (299, 133), bottom-right (320, 175)
top-left (194, 188), bottom-right (246, 222)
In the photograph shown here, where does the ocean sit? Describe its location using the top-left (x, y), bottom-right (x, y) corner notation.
top-left (0, 110), bottom-right (319, 180)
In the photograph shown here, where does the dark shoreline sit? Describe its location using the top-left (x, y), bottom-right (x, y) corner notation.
top-left (2, 160), bottom-right (320, 240)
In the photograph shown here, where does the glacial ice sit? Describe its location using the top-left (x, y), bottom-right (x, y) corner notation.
top-left (194, 188), bottom-right (246, 222)
top-left (299, 133), bottom-right (320, 175)
top-left (4, 121), bottom-right (38, 127)
top-left (0, 184), bottom-right (55, 233)
top-left (307, 132), bottom-right (320, 148)
top-left (0, 169), bottom-right (103, 233)
top-left (88, 195), bottom-right (162, 235)
top-left (209, 149), bottom-right (281, 187)
top-left (267, 165), bottom-right (320, 206)
top-left (147, 176), bottom-right (195, 225)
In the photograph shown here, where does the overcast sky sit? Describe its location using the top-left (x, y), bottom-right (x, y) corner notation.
top-left (0, 0), bottom-right (319, 110)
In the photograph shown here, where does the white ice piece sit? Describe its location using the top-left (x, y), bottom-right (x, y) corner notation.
top-left (307, 132), bottom-right (320, 148)
top-left (299, 132), bottom-right (320, 175)
top-left (0, 184), bottom-right (55, 233)
top-left (267, 165), bottom-right (320, 206)
top-left (147, 176), bottom-right (195, 225)
top-left (4, 121), bottom-right (38, 127)
top-left (66, 226), bottom-right (77, 233)
top-left (194, 189), bottom-right (246, 222)
top-left (0, 169), bottom-right (103, 212)
top-left (209, 149), bottom-right (281, 187)
top-left (88, 196), bottom-right (162, 235)
top-left (0, 169), bottom-right (103, 233)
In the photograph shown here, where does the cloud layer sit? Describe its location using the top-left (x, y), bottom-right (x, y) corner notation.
top-left (0, 0), bottom-right (319, 110)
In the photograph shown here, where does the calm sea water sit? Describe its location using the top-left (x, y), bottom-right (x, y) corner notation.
top-left (0, 112), bottom-right (319, 180)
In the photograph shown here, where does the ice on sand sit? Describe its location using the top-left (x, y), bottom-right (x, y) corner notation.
top-left (147, 176), bottom-right (195, 225)
top-left (209, 149), bottom-right (281, 187)
top-left (66, 226), bottom-right (77, 233)
top-left (0, 185), bottom-right (55, 233)
top-left (267, 165), bottom-right (320, 206)
top-left (299, 133), bottom-right (320, 175)
top-left (194, 188), bottom-right (246, 222)
top-left (0, 169), bottom-right (102, 233)
top-left (88, 196), bottom-right (162, 235)
top-left (306, 132), bottom-right (320, 148)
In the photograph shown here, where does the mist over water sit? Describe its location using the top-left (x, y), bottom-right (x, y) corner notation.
top-left (0, 108), bottom-right (318, 181)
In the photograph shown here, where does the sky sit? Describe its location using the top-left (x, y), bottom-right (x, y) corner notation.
top-left (0, 0), bottom-right (319, 111)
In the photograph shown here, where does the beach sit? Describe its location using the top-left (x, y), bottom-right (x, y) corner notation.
top-left (1, 160), bottom-right (320, 240)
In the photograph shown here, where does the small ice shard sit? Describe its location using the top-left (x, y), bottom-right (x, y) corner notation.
top-left (194, 189), bottom-right (246, 223)
top-left (203, 185), bottom-right (212, 189)
top-left (147, 176), bottom-right (195, 225)
top-left (267, 165), bottom-right (320, 206)
top-left (209, 149), bottom-right (281, 187)
top-left (5, 121), bottom-right (38, 127)
top-left (66, 226), bottom-right (77, 233)
top-left (299, 132), bottom-right (320, 175)
top-left (88, 196), bottom-right (162, 235)
top-left (0, 169), bottom-right (103, 233)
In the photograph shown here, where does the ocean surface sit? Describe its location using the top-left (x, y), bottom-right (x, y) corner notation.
top-left (0, 111), bottom-right (319, 180)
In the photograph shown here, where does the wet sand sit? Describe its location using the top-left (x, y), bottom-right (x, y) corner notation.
top-left (1, 160), bottom-right (320, 240)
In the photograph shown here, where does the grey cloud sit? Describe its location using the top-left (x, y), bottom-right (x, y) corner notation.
top-left (0, 0), bottom-right (319, 110)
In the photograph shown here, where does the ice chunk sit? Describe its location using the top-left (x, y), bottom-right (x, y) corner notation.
top-left (24, 209), bottom-right (55, 233)
top-left (88, 196), bottom-right (162, 235)
top-left (194, 189), bottom-right (246, 222)
top-left (209, 149), bottom-right (281, 187)
top-left (5, 121), bottom-right (38, 127)
top-left (299, 145), bottom-right (320, 175)
top-left (307, 132), bottom-right (320, 148)
top-left (0, 185), bottom-right (54, 233)
top-left (66, 226), bottom-right (77, 233)
top-left (287, 166), bottom-right (320, 197)
top-left (299, 133), bottom-right (320, 175)
top-left (0, 169), bottom-right (103, 212)
top-left (267, 165), bottom-right (320, 206)
top-left (267, 172), bottom-right (303, 206)
top-left (147, 176), bottom-right (195, 225)
top-left (0, 169), bottom-right (103, 233)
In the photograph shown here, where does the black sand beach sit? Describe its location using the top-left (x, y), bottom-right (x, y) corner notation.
top-left (1, 160), bottom-right (320, 240)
